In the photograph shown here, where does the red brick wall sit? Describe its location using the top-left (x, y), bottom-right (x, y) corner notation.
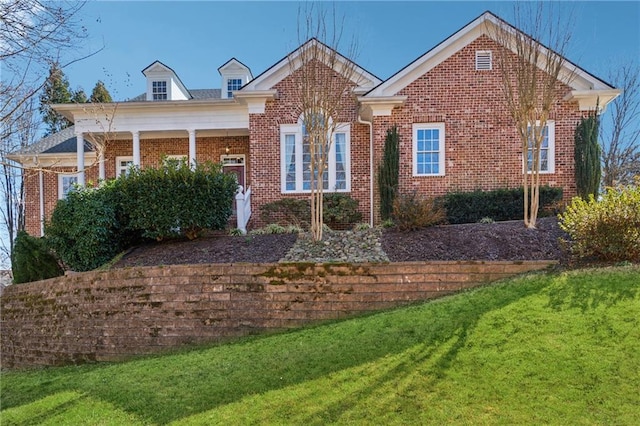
top-left (0, 260), bottom-right (555, 369)
top-left (248, 60), bottom-right (371, 228)
top-left (371, 35), bottom-right (581, 223)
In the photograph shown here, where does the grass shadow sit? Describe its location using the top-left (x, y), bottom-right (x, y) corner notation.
top-left (545, 266), bottom-right (640, 313)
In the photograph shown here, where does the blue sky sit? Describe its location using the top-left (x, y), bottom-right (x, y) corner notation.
top-left (63, 1), bottom-right (639, 101)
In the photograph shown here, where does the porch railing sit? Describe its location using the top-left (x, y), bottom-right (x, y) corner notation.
top-left (235, 186), bottom-right (252, 234)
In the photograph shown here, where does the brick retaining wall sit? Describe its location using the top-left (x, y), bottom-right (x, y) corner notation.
top-left (0, 261), bottom-right (555, 369)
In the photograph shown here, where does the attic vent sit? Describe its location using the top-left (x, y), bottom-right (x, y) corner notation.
top-left (475, 50), bottom-right (492, 70)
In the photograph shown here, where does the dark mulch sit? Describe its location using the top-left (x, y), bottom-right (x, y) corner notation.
top-left (112, 233), bottom-right (298, 268)
top-left (381, 216), bottom-right (568, 262)
top-left (111, 217), bottom-right (568, 268)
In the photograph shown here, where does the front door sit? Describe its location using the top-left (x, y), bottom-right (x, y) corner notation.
top-left (222, 155), bottom-right (246, 214)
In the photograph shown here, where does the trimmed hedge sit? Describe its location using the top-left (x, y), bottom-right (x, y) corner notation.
top-left (45, 180), bottom-right (131, 272)
top-left (442, 186), bottom-right (563, 224)
top-left (118, 159), bottom-right (238, 240)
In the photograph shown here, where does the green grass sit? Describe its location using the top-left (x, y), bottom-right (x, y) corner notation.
top-left (2, 266), bottom-right (639, 425)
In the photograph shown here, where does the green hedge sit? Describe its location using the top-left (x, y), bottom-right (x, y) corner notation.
top-left (119, 159), bottom-right (238, 240)
top-left (45, 180), bottom-right (131, 272)
top-left (442, 186), bottom-right (563, 224)
top-left (11, 231), bottom-right (63, 283)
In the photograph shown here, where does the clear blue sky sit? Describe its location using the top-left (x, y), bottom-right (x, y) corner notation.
top-left (63, 1), bottom-right (639, 101)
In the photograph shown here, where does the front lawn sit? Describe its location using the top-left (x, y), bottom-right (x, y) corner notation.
top-left (2, 266), bottom-right (639, 425)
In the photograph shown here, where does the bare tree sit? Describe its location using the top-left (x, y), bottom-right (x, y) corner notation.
top-left (288, 4), bottom-right (360, 241)
top-left (0, 95), bottom-right (38, 265)
top-left (493, 4), bottom-right (575, 228)
top-left (601, 62), bottom-right (640, 187)
top-left (1, 0), bottom-right (89, 124)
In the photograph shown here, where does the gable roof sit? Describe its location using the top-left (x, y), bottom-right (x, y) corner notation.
top-left (244, 38), bottom-right (382, 92)
top-left (367, 11), bottom-right (616, 99)
top-left (218, 58), bottom-right (253, 78)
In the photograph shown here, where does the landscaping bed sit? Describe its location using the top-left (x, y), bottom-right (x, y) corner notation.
top-left (112, 217), bottom-right (567, 268)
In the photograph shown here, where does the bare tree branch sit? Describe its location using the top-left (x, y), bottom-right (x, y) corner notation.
top-left (601, 61), bottom-right (640, 187)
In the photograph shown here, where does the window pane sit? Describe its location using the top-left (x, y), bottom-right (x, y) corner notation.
top-left (285, 134), bottom-right (296, 191)
top-left (415, 126), bottom-right (441, 175)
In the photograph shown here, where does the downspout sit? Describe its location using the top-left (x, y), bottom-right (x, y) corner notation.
top-left (39, 168), bottom-right (44, 237)
top-left (357, 114), bottom-right (374, 227)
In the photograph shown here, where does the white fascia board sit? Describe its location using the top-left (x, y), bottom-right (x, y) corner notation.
top-left (234, 90), bottom-right (277, 114)
top-left (11, 153), bottom-right (96, 168)
top-left (67, 102), bottom-right (250, 134)
top-left (369, 11), bottom-right (615, 97)
top-left (564, 89), bottom-right (621, 112)
top-left (368, 15), bottom-right (489, 97)
top-left (245, 39), bottom-right (381, 91)
top-left (358, 96), bottom-right (408, 118)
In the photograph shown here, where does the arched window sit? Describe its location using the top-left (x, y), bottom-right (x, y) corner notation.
top-left (280, 114), bottom-right (350, 193)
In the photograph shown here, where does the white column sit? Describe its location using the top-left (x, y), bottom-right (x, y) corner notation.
top-left (98, 148), bottom-right (106, 180)
top-left (76, 131), bottom-right (85, 186)
top-left (188, 129), bottom-right (196, 169)
top-left (39, 169), bottom-right (45, 236)
top-left (132, 131), bottom-right (141, 167)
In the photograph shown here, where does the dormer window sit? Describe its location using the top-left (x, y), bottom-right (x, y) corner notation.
top-left (152, 81), bottom-right (168, 100)
top-left (227, 78), bottom-right (243, 98)
top-left (218, 58), bottom-right (253, 99)
top-left (475, 50), bottom-right (492, 71)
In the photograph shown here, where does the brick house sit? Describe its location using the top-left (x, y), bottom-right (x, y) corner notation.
top-left (10, 11), bottom-right (618, 237)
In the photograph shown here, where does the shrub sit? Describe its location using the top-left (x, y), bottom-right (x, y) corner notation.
top-left (11, 231), bottom-right (63, 283)
top-left (119, 159), bottom-right (238, 240)
top-left (322, 193), bottom-right (362, 230)
top-left (45, 181), bottom-right (130, 272)
top-left (392, 192), bottom-right (446, 231)
top-left (378, 126), bottom-right (400, 221)
top-left (574, 112), bottom-right (601, 199)
top-left (442, 186), bottom-right (563, 224)
top-left (259, 198), bottom-right (310, 228)
top-left (559, 184), bottom-right (640, 262)
top-left (260, 194), bottom-right (362, 230)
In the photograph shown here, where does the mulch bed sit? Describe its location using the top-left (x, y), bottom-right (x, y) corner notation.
top-left (111, 217), bottom-right (568, 268)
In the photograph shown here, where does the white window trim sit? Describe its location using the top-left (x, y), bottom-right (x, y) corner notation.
top-left (525, 120), bottom-right (555, 174)
top-left (151, 79), bottom-right (168, 101)
top-left (116, 156), bottom-right (134, 177)
top-left (58, 173), bottom-right (80, 199)
top-left (412, 123), bottom-right (446, 177)
top-left (475, 50), bottom-right (492, 71)
top-left (280, 122), bottom-right (351, 194)
top-left (226, 77), bottom-right (243, 98)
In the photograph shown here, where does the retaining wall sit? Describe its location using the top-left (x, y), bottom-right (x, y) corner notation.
top-left (0, 261), bottom-right (555, 369)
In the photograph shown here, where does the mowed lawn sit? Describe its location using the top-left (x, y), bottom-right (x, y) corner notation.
top-left (2, 266), bottom-right (639, 425)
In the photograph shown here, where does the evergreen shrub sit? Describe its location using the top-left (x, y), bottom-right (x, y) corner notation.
top-left (11, 231), bottom-right (63, 283)
top-left (119, 159), bottom-right (238, 240)
top-left (45, 180), bottom-right (128, 272)
top-left (442, 186), bottom-right (563, 224)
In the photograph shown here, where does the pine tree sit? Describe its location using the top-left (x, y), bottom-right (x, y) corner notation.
top-left (90, 80), bottom-right (113, 103)
top-left (39, 63), bottom-right (74, 135)
top-left (575, 110), bottom-right (601, 199)
top-left (72, 88), bottom-right (87, 103)
top-left (378, 126), bottom-right (400, 221)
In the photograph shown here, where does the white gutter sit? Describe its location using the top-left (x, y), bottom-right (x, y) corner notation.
top-left (357, 115), bottom-right (374, 227)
